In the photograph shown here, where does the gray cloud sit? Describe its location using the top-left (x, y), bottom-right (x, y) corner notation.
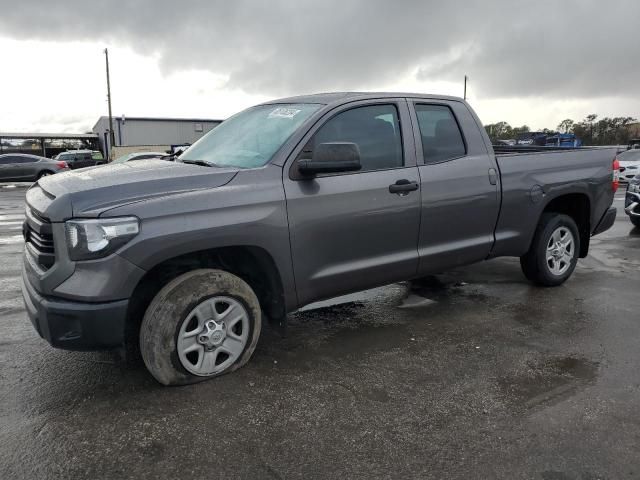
top-left (0, 0), bottom-right (637, 99)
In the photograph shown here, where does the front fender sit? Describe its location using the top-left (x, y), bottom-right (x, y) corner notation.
top-left (107, 165), bottom-right (298, 311)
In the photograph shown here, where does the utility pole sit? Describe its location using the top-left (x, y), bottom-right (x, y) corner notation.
top-left (463, 75), bottom-right (468, 101)
top-left (104, 48), bottom-right (115, 159)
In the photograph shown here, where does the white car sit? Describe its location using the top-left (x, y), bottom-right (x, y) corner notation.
top-left (617, 149), bottom-right (640, 182)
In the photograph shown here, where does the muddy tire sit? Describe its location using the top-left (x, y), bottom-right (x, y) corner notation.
top-left (520, 213), bottom-right (580, 287)
top-left (140, 269), bottom-right (261, 386)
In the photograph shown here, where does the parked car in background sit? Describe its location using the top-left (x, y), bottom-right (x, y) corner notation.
top-left (170, 144), bottom-right (191, 156)
top-left (616, 149), bottom-right (640, 182)
top-left (112, 152), bottom-right (166, 164)
top-left (516, 131), bottom-right (548, 146)
top-left (54, 150), bottom-right (106, 169)
top-left (625, 174), bottom-right (640, 228)
top-left (22, 92), bottom-right (617, 386)
top-left (0, 153), bottom-right (68, 182)
top-left (545, 133), bottom-right (582, 148)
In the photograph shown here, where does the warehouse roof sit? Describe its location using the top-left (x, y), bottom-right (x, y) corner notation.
top-left (92, 116), bottom-right (224, 132)
top-left (0, 132), bottom-right (98, 139)
top-left (110, 116), bottom-right (223, 123)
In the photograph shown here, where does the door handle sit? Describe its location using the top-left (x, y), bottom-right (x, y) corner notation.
top-left (488, 168), bottom-right (498, 185)
top-left (389, 179), bottom-right (419, 194)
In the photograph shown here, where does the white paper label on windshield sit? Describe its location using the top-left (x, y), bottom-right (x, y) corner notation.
top-left (268, 107), bottom-right (301, 119)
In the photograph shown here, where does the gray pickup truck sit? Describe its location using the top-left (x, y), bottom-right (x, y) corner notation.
top-left (21, 92), bottom-right (618, 385)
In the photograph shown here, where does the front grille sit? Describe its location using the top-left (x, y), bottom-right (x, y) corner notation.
top-left (25, 209), bottom-right (55, 271)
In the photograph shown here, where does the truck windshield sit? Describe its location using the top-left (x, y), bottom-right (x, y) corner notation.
top-left (180, 103), bottom-right (320, 169)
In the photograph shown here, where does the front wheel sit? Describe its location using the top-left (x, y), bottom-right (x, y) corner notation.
top-left (520, 213), bottom-right (580, 286)
top-left (631, 216), bottom-right (640, 229)
top-left (140, 269), bottom-right (262, 386)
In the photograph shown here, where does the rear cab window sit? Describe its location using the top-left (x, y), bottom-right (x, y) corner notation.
top-left (414, 104), bottom-right (466, 164)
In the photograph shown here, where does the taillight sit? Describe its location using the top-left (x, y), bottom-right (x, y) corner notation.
top-left (612, 158), bottom-right (620, 192)
top-left (57, 161), bottom-right (67, 168)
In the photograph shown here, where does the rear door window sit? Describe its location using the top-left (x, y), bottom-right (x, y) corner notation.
top-left (414, 104), bottom-right (466, 164)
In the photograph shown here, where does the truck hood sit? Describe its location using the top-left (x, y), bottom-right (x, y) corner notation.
top-left (36, 159), bottom-right (239, 218)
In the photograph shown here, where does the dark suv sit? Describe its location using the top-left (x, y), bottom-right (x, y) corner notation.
top-left (624, 174), bottom-right (640, 227)
top-left (55, 150), bottom-right (105, 169)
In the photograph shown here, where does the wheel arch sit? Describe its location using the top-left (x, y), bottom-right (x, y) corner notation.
top-left (126, 245), bottom-right (287, 347)
top-left (539, 192), bottom-right (591, 257)
top-left (37, 169), bottom-right (55, 178)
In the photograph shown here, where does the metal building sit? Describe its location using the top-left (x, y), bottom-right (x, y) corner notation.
top-left (92, 116), bottom-right (223, 158)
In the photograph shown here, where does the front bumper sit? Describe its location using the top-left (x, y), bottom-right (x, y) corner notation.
top-left (22, 264), bottom-right (129, 351)
top-left (624, 191), bottom-right (640, 219)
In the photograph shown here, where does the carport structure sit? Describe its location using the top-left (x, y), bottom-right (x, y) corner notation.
top-left (0, 132), bottom-right (100, 159)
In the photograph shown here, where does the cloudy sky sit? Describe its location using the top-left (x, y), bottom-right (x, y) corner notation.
top-left (0, 0), bottom-right (637, 134)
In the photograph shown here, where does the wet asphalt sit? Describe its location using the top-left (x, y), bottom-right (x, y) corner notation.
top-left (0, 183), bottom-right (639, 480)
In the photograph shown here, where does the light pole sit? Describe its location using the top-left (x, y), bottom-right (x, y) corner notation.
top-left (463, 75), bottom-right (468, 101)
top-left (104, 48), bottom-right (115, 159)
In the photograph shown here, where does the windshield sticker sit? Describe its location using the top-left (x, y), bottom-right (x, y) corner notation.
top-left (268, 107), bottom-right (301, 119)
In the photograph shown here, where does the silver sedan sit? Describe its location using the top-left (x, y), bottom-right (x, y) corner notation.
top-left (0, 153), bottom-right (69, 182)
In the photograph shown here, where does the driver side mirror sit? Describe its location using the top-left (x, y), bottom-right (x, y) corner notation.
top-left (298, 142), bottom-right (361, 176)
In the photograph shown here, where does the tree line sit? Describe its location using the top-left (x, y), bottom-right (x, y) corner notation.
top-left (485, 114), bottom-right (638, 146)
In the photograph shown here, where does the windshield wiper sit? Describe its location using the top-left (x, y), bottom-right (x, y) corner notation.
top-left (180, 159), bottom-right (217, 167)
top-left (182, 159), bottom-right (231, 168)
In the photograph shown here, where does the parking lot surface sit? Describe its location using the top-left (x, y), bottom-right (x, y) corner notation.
top-left (1, 183), bottom-right (639, 479)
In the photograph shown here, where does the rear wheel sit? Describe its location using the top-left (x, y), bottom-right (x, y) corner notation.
top-left (520, 213), bottom-right (580, 286)
top-left (140, 269), bottom-right (261, 386)
top-left (37, 170), bottom-right (53, 179)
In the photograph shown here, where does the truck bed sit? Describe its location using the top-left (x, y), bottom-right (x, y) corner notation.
top-left (493, 145), bottom-right (610, 154)
top-left (490, 146), bottom-right (617, 258)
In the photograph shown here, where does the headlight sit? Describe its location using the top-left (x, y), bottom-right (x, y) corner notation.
top-left (65, 217), bottom-right (139, 260)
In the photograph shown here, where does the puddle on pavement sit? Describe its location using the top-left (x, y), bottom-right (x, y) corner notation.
top-left (499, 356), bottom-right (598, 409)
top-left (292, 275), bottom-right (491, 330)
top-left (277, 275), bottom-right (492, 360)
top-left (507, 297), bottom-right (589, 333)
top-left (297, 284), bottom-right (403, 314)
top-left (397, 293), bottom-right (437, 309)
top-left (407, 275), bottom-right (490, 307)
top-left (281, 284), bottom-right (410, 355)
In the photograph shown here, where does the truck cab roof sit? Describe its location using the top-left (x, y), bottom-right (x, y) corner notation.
top-left (262, 92), bottom-right (463, 106)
